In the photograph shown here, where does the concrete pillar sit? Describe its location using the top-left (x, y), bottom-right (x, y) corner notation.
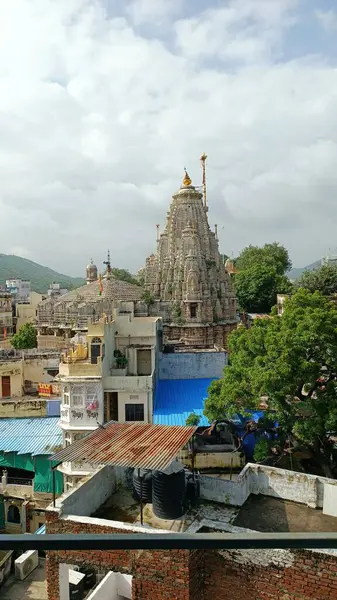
top-left (2, 469), bottom-right (7, 490)
top-left (59, 564), bottom-right (70, 600)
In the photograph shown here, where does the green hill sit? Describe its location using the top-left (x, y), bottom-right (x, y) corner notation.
top-left (0, 254), bottom-right (85, 294)
top-left (288, 260), bottom-right (321, 280)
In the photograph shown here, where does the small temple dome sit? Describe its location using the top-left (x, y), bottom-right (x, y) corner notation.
top-left (86, 258), bottom-right (98, 284)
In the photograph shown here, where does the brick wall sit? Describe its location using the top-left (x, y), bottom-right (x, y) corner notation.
top-left (46, 510), bottom-right (337, 600)
top-left (204, 548), bottom-right (337, 599)
top-left (46, 510), bottom-right (193, 600)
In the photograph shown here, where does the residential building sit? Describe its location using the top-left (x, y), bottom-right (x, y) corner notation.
top-left (0, 291), bottom-right (13, 344)
top-left (139, 162), bottom-right (238, 349)
top-left (47, 283), bottom-right (69, 299)
top-left (0, 349), bottom-right (60, 400)
top-left (0, 416), bottom-right (63, 534)
top-left (277, 293), bottom-right (292, 316)
top-left (45, 423), bottom-right (337, 600)
top-left (6, 279), bottom-right (31, 302)
top-left (57, 305), bottom-right (161, 490)
top-left (15, 290), bottom-right (44, 331)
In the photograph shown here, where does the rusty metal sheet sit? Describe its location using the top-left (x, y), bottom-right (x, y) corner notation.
top-left (50, 422), bottom-right (196, 472)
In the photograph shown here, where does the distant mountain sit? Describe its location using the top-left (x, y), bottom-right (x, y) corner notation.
top-left (0, 254), bottom-right (85, 294)
top-left (288, 260), bottom-right (322, 281)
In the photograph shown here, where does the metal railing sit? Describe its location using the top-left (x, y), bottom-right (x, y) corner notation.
top-left (1, 532), bottom-right (337, 552)
top-left (7, 477), bottom-right (33, 486)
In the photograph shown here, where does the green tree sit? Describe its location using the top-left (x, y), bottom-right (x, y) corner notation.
top-left (234, 243), bottom-right (292, 313)
top-left (11, 323), bottom-right (37, 349)
top-left (204, 289), bottom-right (337, 476)
top-left (111, 268), bottom-right (140, 286)
top-left (185, 412), bottom-right (201, 427)
top-left (295, 263), bottom-right (337, 295)
top-left (236, 242), bottom-right (292, 274)
top-left (235, 263), bottom-right (292, 313)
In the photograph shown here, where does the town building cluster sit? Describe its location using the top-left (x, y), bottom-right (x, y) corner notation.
top-left (1, 160), bottom-right (336, 599)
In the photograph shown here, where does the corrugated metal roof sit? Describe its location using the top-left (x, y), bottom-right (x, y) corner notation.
top-left (35, 524), bottom-right (46, 534)
top-left (0, 417), bottom-right (62, 456)
top-left (50, 422), bottom-right (196, 472)
top-left (153, 379), bottom-right (216, 427)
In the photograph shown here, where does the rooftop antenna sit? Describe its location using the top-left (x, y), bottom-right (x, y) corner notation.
top-left (156, 224), bottom-right (160, 245)
top-left (200, 153), bottom-right (208, 211)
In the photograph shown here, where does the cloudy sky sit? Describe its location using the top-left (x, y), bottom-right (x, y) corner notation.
top-left (0, 0), bottom-right (337, 276)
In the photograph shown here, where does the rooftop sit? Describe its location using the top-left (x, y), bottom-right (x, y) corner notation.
top-left (153, 378), bottom-right (216, 426)
top-left (40, 276), bottom-right (143, 307)
top-left (0, 416), bottom-right (62, 456)
top-left (92, 484), bottom-right (236, 533)
top-left (51, 421), bottom-right (196, 471)
top-left (234, 495), bottom-right (337, 533)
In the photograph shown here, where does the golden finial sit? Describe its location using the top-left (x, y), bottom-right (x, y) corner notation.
top-left (183, 168), bottom-right (192, 186)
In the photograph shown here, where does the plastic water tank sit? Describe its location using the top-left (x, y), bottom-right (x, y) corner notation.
top-left (132, 469), bottom-right (152, 503)
top-left (152, 462), bottom-right (186, 519)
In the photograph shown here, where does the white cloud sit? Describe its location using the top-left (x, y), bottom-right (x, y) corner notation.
top-left (0, 0), bottom-right (336, 277)
top-left (315, 9), bottom-right (337, 32)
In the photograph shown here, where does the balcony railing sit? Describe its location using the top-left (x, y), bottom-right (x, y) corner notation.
top-left (7, 477), bottom-right (33, 486)
top-left (1, 532), bottom-right (337, 552)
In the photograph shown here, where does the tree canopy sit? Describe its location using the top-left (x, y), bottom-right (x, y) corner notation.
top-left (234, 243), bottom-right (292, 313)
top-left (235, 242), bottom-right (292, 275)
top-left (11, 323), bottom-right (37, 350)
top-left (204, 289), bottom-right (337, 476)
top-left (234, 263), bottom-right (292, 313)
top-left (295, 262), bottom-right (337, 296)
top-left (111, 268), bottom-right (140, 286)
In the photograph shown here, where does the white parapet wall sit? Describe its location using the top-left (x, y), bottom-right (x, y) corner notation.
top-left (200, 463), bottom-right (337, 511)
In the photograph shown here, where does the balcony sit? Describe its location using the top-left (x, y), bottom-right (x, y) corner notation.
top-left (103, 373), bottom-right (153, 392)
top-left (59, 347), bottom-right (102, 377)
top-left (0, 476), bottom-right (33, 499)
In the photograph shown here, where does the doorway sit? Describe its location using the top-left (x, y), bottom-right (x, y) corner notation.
top-left (104, 392), bottom-right (118, 422)
top-left (1, 375), bottom-right (11, 398)
top-left (90, 337), bottom-right (101, 364)
top-left (137, 349), bottom-right (152, 375)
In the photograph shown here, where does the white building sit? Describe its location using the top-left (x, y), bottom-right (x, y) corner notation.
top-left (6, 279), bottom-right (31, 302)
top-left (57, 303), bottom-right (161, 490)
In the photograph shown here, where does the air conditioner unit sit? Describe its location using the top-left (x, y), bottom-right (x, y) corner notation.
top-left (15, 550), bottom-right (38, 580)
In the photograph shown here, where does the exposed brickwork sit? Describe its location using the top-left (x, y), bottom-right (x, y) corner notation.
top-left (46, 510), bottom-right (337, 600)
top-left (46, 511), bottom-right (195, 600)
top-left (204, 549), bottom-right (337, 599)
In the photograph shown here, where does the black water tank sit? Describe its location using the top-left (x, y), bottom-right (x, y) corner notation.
top-left (152, 468), bottom-right (186, 519)
top-left (132, 469), bottom-right (152, 503)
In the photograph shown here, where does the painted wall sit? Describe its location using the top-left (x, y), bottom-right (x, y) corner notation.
top-left (158, 351), bottom-right (228, 380)
top-left (0, 360), bottom-right (23, 398)
top-left (86, 572), bottom-right (132, 600)
top-left (58, 466), bottom-right (125, 517)
top-left (117, 391), bottom-right (150, 423)
top-left (16, 292), bottom-right (43, 330)
top-left (200, 463), bottom-right (337, 509)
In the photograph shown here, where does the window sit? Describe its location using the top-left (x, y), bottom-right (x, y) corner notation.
top-left (190, 303), bottom-right (197, 318)
top-left (64, 433), bottom-right (72, 447)
top-left (73, 433), bottom-right (86, 442)
top-left (72, 385), bottom-right (85, 407)
top-left (63, 385), bottom-right (70, 406)
top-left (125, 403), bottom-right (144, 422)
top-left (7, 504), bottom-right (20, 524)
top-left (86, 385), bottom-right (97, 404)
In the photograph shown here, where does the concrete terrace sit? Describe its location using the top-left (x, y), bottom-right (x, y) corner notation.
top-left (1, 562), bottom-right (47, 600)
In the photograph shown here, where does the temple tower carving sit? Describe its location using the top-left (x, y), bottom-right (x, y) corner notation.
top-left (141, 163), bottom-right (237, 349)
